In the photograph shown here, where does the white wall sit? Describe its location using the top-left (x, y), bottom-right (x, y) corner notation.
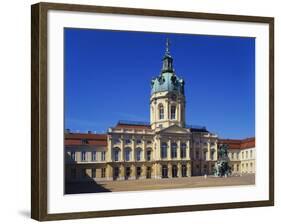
top-left (0, 0), bottom-right (280, 223)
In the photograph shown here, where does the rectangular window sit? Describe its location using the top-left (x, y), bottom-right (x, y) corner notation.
top-left (70, 151), bottom-right (76, 161)
top-left (171, 143), bottom-right (177, 158)
top-left (101, 151), bottom-right (106, 161)
top-left (136, 139), bottom-right (142, 144)
top-left (101, 168), bottom-right (106, 178)
top-left (92, 151), bottom-right (96, 161)
top-left (81, 151), bottom-right (86, 161)
top-left (92, 168), bottom-right (96, 178)
top-left (180, 144), bottom-right (186, 158)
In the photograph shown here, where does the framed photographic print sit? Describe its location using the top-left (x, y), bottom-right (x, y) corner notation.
top-left (31, 2), bottom-right (274, 221)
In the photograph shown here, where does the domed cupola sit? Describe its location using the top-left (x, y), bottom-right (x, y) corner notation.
top-left (151, 38), bottom-right (185, 95)
top-left (150, 39), bottom-right (186, 130)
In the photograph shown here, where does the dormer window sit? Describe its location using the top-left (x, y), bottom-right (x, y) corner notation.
top-left (81, 139), bottom-right (89, 144)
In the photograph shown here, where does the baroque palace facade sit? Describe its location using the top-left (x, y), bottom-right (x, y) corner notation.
top-left (65, 40), bottom-right (255, 182)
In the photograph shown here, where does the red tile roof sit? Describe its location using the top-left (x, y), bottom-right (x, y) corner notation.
top-left (65, 133), bottom-right (107, 146)
top-left (218, 137), bottom-right (255, 149)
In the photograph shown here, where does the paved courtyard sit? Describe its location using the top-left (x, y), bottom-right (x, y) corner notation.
top-left (65, 174), bottom-right (255, 194)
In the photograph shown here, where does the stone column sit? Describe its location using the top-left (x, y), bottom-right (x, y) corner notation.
top-left (119, 164), bottom-right (125, 180)
top-left (207, 141), bottom-right (210, 161)
top-left (177, 140), bottom-right (181, 160)
top-left (168, 163), bottom-right (172, 178)
top-left (120, 136), bottom-right (124, 161)
top-left (214, 141), bottom-right (218, 161)
top-left (168, 139), bottom-right (171, 160)
top-left (167, 101), bottom-right (170, 120)
top-left (130, 164), bottom-right (136, 180)
top-left (177, 163), bottom-right (182, 177)
top-left (186, 140), bottom-right (190, 160)
top-left (141, 164), bottom-right (146, 179)
top-left (143, 140), bottom-right (146, 161)
top-left (153, 163), bottom-right (159, 179)
top-left (187, 162), bottom-right (191, 177)
top-left (132, 136), bottom-right (136, 162)
top-left (156, 137), bottom-right (161, 160)
top-left (107, 135), bottom-right (112, 162)
top-left (106, 164), bottom-right (113, 180)
top-left (178, 103), bottom-right (181, 123)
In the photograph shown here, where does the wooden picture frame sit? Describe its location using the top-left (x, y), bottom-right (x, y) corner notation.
top-left (31, 2), bottom-right (274, 221)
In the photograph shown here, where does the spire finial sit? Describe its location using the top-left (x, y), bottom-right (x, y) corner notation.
top-left (162, 38), bottom-right (173, 73)
top-left (166, 38), bottom-right (170, 54)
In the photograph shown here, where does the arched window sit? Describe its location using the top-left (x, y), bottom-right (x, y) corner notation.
top-left (146, 149), bottom-right (152, 161)
top-left (171, 105), bottom-right (176, 119)
top-left (161, 142), bottom-right (167, 159)
top-left (159, 104), bottom-right (164, 120)
top-left (171, 143), bottom-right (177, 158)
top-left (210, 150), bottom-right (215, 160)
top-left (180, 143), bottom-right (186, 158)
top-left (125, 148), bottom-right (131, 161)
top-left (203, 151), bottom-right (207, 160)
top-left (113, 148), bottom-right (120, 161)
top-left (136, 148), bottom-right (142, 161)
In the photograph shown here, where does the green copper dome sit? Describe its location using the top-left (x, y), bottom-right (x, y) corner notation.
top-left (151, 72), bottom-right (184, 95)
top-left (151, 39), bottom-right (185, 95)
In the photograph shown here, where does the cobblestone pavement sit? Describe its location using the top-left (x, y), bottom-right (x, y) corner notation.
top-left (65, 174), bottom-right (255, 194)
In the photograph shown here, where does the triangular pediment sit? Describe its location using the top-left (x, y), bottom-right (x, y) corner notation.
top-left (157, 124), bottom-right (189, 134)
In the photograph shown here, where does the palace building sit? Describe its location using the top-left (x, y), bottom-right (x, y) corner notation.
top-left (65, 40), bottom-right (255, 182)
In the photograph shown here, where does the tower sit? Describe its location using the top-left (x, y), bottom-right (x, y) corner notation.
top-left (150, 39), bottom-right (186, 130)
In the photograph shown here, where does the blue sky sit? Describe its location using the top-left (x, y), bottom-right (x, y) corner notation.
top-left (64, 28), bottom-right (255, 139)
